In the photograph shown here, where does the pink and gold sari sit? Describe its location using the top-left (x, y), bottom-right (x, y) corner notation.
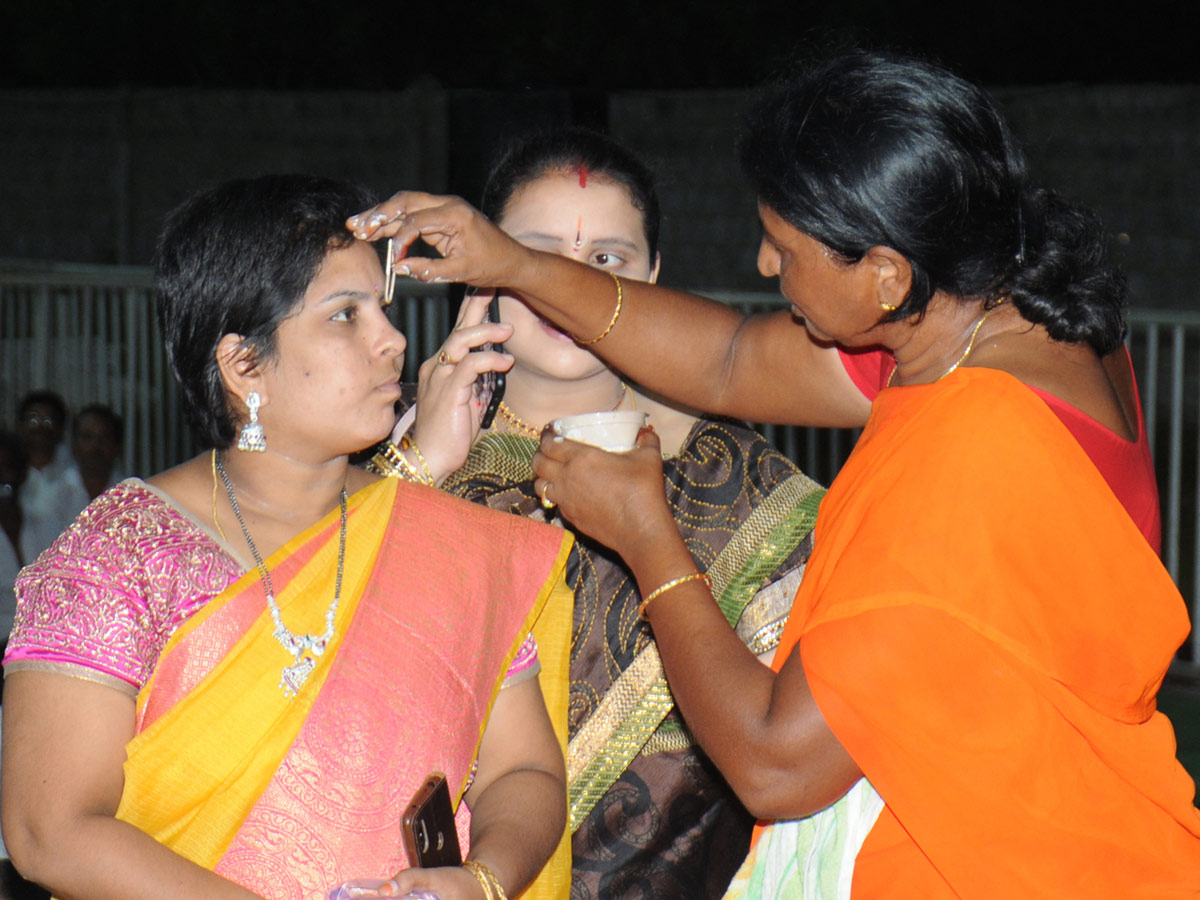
top-left (115, 477), bottom-right (574, 900)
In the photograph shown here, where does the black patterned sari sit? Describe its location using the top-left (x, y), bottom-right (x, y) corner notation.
top-left (442, 418), bottom-right (823, 900)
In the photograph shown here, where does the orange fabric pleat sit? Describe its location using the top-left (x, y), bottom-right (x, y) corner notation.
top-left (772, 369), bottom-right (1200, 898)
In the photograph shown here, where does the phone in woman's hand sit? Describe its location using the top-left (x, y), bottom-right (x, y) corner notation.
top-left (401, 772), bottom-right (463, 869)
top-left (474, 290), bottom-right (506, 430)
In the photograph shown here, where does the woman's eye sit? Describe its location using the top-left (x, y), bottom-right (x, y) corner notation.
top-left (331, 305), bottom-right (357, 323)
top-left (592, 252), bottom-right (623, 268)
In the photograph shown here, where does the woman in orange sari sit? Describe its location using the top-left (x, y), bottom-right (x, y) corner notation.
top-left (1, 175), bottom-right (573, 900)
top-left (350, 51), bottom-right (1200, 897)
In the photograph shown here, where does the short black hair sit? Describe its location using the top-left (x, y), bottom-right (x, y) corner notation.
top-left (481, 127), bottom-right (662, 261)
top-left (155, 174), bottom-right (377, 449)
top-left (739, 50), bottom-right (1126, 355)
top-left (72, 404), bottom-right (124, 445)
top-left (17, 390), bottom-right (67, 429)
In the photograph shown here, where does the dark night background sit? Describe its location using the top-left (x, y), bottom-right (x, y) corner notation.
top-left (2, 1), bottom-right (1196, 91)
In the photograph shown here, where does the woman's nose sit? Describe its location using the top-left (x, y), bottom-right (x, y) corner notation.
top-left (757, 239), bottom-right (780, 278)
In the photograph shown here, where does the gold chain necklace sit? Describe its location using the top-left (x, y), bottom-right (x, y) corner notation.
top-left (495, 382), bottom-right (631, 437)
top-left (887, 301), bottom-right (1004, 387)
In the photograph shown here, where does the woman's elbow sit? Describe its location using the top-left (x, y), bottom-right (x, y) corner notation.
top-left (724, 753), bottom-right (861, 821)
top-left (2, 804), bottom-right (63, 886)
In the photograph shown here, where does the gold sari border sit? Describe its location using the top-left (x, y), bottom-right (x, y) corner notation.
top-left (566, 475), bottom-right (824, 830)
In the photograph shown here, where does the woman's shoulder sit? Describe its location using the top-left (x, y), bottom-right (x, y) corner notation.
top-left (44, 479), bottom-right (182, 547)
top-left (19, 477), bottom-right (227, 591)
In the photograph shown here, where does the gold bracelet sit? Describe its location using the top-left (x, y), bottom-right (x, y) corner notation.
top-left (462, 859), bottom-right (507, 900)
top-left (400, 434), bottom-right (437, 486)
top-left (575, 271), bottom-right (623, 345)
top-left (638, 572), bottom-right (711, 618)
top-left (367, 439), bottom-right (433, 486)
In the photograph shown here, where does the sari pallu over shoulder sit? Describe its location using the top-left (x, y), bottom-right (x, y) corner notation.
top-left (776, 369), bottom-right (1200, 898)
top-left (117, 476), bottom-right (574, 900)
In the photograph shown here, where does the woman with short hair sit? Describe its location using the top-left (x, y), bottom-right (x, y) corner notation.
top-left (3, 173), bottom-right (573, 900)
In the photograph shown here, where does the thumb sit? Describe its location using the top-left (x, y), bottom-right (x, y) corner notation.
top-left (633, 425), bottom-right (661, 453)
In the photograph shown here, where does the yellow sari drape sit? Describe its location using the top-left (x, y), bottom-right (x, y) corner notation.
top-left (117, 477), bottom-right (574, 900)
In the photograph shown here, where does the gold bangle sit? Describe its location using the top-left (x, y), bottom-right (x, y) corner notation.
top-left (367, 438), bottom-right (435, 486)
top-left (367, 440), bottom-right (409, 479)
top-left (462, 859), bottom-right (507, 900)
top-left (575, 271), bottom-right (623, 345)
top-left (638, 572), bottom-right (711, 618)
top-left (400, 434), bottom-right (437, 486)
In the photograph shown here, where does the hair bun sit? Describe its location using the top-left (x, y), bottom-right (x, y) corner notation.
top-left (1009, 189), bottom-right (1127, 355)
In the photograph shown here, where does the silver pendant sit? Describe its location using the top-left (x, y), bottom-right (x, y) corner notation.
top-left (280, 655), bottom-right (316, 697)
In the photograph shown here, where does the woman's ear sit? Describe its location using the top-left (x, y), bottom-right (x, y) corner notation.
top-left (862, 245), bottom-right (912, 312)
top-left (215, 333), bottom-right (266, 412)
top-left (648, 253), bottom-right (662, 285)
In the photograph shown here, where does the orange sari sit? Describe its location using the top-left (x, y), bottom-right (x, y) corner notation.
top-left (117, 477), bottom-right (574, 900)
top-left (777, 368), bottom-right (1200, 897)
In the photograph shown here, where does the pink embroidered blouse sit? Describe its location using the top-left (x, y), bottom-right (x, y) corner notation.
top-left (4, 480), bottom-right (539, 693)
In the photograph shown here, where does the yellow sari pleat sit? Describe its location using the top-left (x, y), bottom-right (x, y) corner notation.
top-left (116, 479), bottom-right (396, 868)
top-left (520, 567), bottom-right (575, 900)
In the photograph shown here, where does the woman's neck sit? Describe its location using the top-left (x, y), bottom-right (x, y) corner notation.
top-left (495, 367), bottom-right (629, 435)
top-left (885, 294), bottom-right (1010, 386)
top-left (207, 450), bottom-right (353, 562)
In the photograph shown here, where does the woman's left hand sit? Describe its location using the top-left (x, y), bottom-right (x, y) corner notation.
top-left (406, 291), bottom-right (513, 483)
top-left (331, 866), bottom-right (481, 900)
top-left (532, 427), bottom-right (677, 568)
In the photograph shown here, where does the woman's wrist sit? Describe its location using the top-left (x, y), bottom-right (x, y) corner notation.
top-left (462, 859), bottom-right (508, 900)
top-left (622, 510), bottom-right (694, 589)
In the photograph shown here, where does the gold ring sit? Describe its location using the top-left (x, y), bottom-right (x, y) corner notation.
top-left (437, 350), bottom-right (453, 366)
top-left (539, 482), bottom-right (556, 510)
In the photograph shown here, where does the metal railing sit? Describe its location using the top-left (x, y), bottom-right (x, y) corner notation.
top-left (3, 267), bottom-right (1198, 659)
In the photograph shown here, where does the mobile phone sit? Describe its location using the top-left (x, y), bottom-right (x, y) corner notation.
top-left (401, 773), bottom-right (462, 869)
top-left (473, 290), bottom-right (506, 430)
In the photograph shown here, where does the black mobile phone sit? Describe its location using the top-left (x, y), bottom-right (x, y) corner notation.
top-left (474, 290), bottom-right (506, 430)
top-left (401, 772), bottom-right (463, 869)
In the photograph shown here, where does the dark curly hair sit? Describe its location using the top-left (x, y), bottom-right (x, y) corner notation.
top-left (739, 50), bottom-right (1126, 355)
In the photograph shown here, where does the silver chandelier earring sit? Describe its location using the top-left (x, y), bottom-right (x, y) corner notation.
top-left (236, 391), bottom-right (266, 452)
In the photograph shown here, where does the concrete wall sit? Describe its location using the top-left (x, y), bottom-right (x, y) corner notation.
top-left (0, 88), bottom-right (447, 264)
top-left (610, 85), bottom-right (1200, 310)
top-left (2, 83), bottom-right (1196, 308)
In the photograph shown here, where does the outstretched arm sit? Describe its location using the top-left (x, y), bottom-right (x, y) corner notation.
top-left (348, 194), bottom-right (871, 429)
top-left (530, 430), bottom-right (861, 819)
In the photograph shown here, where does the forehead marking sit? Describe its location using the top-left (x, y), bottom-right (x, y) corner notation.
top-left (574, 216), bottom-right (584, 251)
top-left (579, 165), bottom-right (589, 188)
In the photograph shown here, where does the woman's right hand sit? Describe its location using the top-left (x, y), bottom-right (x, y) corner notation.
top-left (407, 291), bottom-right (513, 483)
top-left (347, 192), bottom-right (534, 289)
top-left (531, 428), bottom-right (683, 572)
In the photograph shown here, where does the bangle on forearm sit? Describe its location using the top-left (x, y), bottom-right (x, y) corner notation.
top-left (638, 572), bottom-right (711, 618)
top-left (367, 439), bottom-right (434, 486)
top-left (462, 859), bottom-right (508, 900)
top-left (399, 434), bottom-right (437, 485)
top-left (575, 271), bottom-right (623, 345)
